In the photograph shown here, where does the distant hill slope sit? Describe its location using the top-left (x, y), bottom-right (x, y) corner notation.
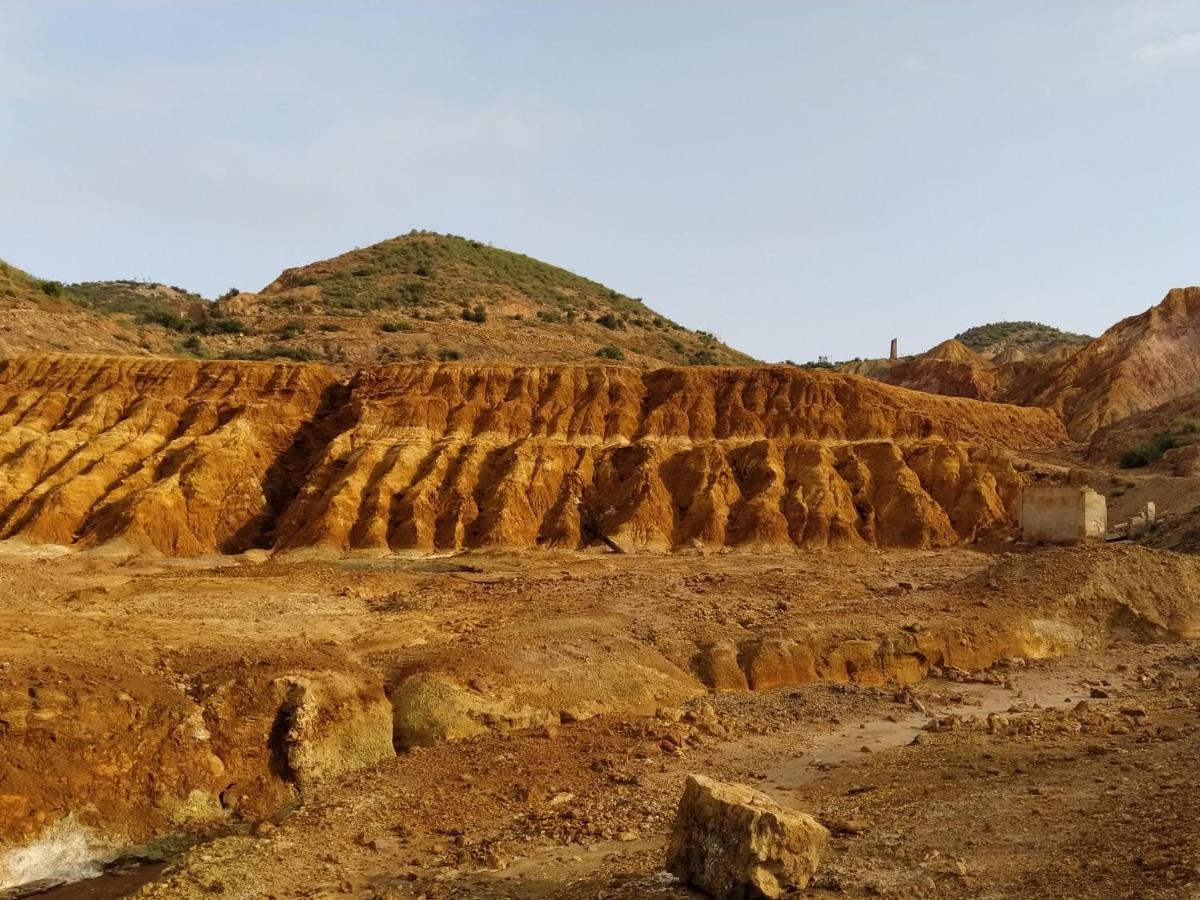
top-left (846, 289), bottom-right (1200, 442)
top-left (0, 261), bottom-right (174, 357)
top-left (212, 231), bottom-right (754, 367)
top-left (1015, 287), bottom-right (1200, 440)
top-left (837, 321), bottom-right (1089, 400)
top-left (870, 339), bottom-right (1001, 400)
top-left (953, 321), bottom-right (1090, 360)
top-left (0, 234), bottom-right (754, 368)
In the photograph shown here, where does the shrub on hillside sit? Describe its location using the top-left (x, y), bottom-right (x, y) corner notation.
top-left (596, 345), bottom-right (625, 361)
top-left (276, 320), bottom-right (305, 340)
top-left (1119, 431), bottom-right (1178, 469)
top-left (138, 309), bottom-right (189, 331)
top-left (192, 315), bottom-right (249, 336)
top-left (596, 312), bottom-right (624, 330)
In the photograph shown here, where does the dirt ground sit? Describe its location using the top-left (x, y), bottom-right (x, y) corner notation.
top-left (1, 530), bottom-right (1198, 899)
top-left (104, 643), bottom-right (1197, 900)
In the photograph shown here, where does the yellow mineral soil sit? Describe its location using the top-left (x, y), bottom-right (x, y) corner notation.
top-left (0, 355), bottom-right (1068, 556)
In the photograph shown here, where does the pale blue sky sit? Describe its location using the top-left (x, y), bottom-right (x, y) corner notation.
top-left (2, 2), bottom-right (1197, 362)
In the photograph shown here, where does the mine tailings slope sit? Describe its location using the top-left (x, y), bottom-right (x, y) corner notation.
top-left (855, 287), bottom-right (1200, 443)
top-left (0, 354), bottom-right (1068, 556)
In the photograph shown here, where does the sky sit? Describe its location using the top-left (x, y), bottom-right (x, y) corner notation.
top-left (1, 2), bottom-right (1198, 363)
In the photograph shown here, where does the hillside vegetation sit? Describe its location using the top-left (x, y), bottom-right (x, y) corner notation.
top-left (0, 260), bottom-right (178, 356)
top-left (954, 321), bottom-right (1090, 356)
top-left (218, 231), bottom-right (752, 367)
top-left (0, 234), bottom-right (754, 368)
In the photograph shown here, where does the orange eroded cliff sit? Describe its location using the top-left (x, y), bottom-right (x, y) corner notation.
top-left (0, 356), bottom-right (1068, 555)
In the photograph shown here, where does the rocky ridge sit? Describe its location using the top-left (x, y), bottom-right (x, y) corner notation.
top-left (0, 355), bottom-right (1067, 557)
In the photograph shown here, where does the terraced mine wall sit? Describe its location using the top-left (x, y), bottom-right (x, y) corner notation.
top-left (0, 355), bottom-right (1069, 555)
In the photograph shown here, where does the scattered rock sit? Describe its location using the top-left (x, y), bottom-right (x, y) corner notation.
top-left (666, 773), bottom-right (829, 899)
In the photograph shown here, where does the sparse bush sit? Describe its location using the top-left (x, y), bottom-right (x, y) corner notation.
top-left (380, 321), bottom-right (409, 333)
top-left (276, 320), bottom-right (305, 340)
top-left (138, 309), bottom-right (189, 331)
top-left (596, 312), bottom-right (624, 330)
top-left (437, 347), bottom-right (462, 361)
top-left (192, 315), bottom-right (248, 336)
top-left (1119, 431), bottom-right (1178, 469)
top-left (596, 345), bottom-right (625, 361)
top-left (461, 304), bottom-right (487, 324)
top-left (41, 280), bottom-right (63, 297)
top-left (221, 345), bottom-right (316, 363)
top-left (318, 322), bottom-right (343, 332)
top-left (218, 288), bottom-right (241, 301)
top-left (181, 335), bottom-right (204, 355)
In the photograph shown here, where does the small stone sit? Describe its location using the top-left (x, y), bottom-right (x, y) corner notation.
top-left (825, 818), bottom-right (870, 836)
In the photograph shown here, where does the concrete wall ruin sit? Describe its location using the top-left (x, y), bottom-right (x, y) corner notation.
top-left (1019, 485), bottom-right (1107, 543)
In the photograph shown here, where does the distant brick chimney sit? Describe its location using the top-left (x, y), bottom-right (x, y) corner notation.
top-left (889, 338), bottom-right (898, 360)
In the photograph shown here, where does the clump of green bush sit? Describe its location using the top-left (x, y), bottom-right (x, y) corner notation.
top-left (596, 345), bottom-right (625, 361)
top-left (1119, 431), bottom-right (1179, 468)
top-left (276, 320), bottom-right (305, 340)
top-left (596, 312), bottom-right (624, 330)
top-left (139, 309), bottom-right (189, 331)
top-left (191, 312), bottom-right (249, 335)
top-left (221, 346), bottom-right (316, 362)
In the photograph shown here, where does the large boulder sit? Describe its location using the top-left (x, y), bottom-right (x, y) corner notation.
top-left (666, 774), bottom-right (829, 899)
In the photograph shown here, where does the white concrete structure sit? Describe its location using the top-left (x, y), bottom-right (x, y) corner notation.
top-left (1019, 485), bottom-right (1107, 543)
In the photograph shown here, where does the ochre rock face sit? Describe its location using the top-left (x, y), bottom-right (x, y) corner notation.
top-left (666, 773), bottom-right (830, 898)
top-left (1016, 288), bottom-right (1200, 440)
top-left (0, 355), bottom-right (340, 555)
top-left (0, 355), bottom-right (1067, 555)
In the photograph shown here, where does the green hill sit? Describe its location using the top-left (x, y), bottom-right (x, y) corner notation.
top-left (216, 230), bottom-right (754, 367)
top-left (954, 321), bottom-right (1091, 355)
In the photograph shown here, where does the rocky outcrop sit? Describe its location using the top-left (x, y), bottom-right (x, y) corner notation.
top-left (1016, 288), bottom-right (1200, 440)
top-left (0, 355), bottom-right (340, 555)
top-left (389, 617), bottom-right (704, 747)
top-left (0, 647), bottom-right (395, 890)
top-left (871, 340), bottom-right (1003, 401)
top-left (845, 289), bottom-right (1200, 441)
top-left (667, 774), bottom-right (829, 899)
top-left (0, 355), bottom-right (1068, 555)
